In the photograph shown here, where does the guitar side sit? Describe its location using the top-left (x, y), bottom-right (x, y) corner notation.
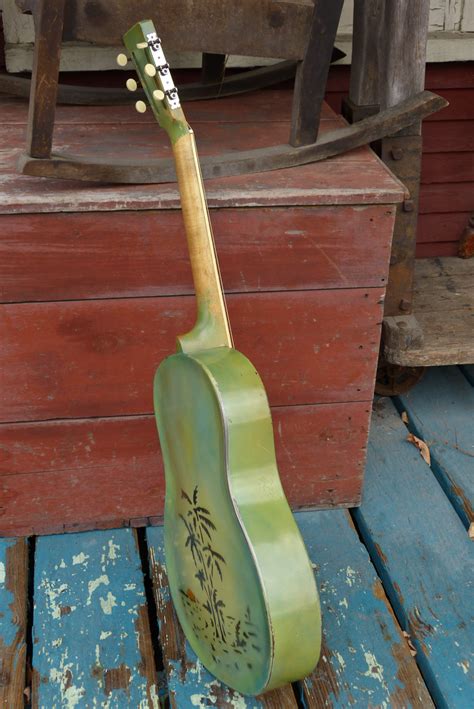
top-left (154, 346), bottom-right (321, 694)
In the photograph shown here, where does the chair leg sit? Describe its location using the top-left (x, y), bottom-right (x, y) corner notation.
top-left (26, 0), bottom-right (66, 158)
top-left (289, 0), bottom-right (344, 147)
top-left (201, 53), bottom-right (227, 85)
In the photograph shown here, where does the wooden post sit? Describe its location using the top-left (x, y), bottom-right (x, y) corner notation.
top-left (380, 0), bottom-right (430, 317)
top-left (26, 0), bottom-right (65, 158)
top-left (290, 0), bottom-right (344, 147)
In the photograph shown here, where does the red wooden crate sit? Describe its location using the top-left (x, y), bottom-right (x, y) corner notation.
top-left (0, 90), bottom-right (403, 535)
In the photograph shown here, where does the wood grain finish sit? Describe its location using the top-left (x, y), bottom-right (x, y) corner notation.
top-left (0, 538), bottom-right (28, 708)
top-left (354, 397), bottom-right (474, 708)
top-left (297, 511), bottom-right (433, 708)
top-left (0, 289), bottom-right (384, 423)
top-left (31, 528), bottom-right (159, 707)
top-left (0, 401), bottom-right (369, 536)
top-left (385, 257), bottom-right (474, 366)
top-left (0, 206), bottom-right (395, 303)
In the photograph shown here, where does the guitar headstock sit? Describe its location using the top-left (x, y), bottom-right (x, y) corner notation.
top-left (120, 20), bottom-right (190, 143)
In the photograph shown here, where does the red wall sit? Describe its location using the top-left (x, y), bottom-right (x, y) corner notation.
top-left (325, 62), bottom-right (474, 258)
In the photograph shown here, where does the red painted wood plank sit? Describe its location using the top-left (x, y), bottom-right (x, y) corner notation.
top-left (421, 152), bottom-right (474, 184)
top-left (0, 205), bottom-right (395, 303)
top-left (0, 289), bottom-right (384, 423)
top-left (423, 121), bottom-right (474, 153)
top-left (419, 182), bottom-right (474, 214)
top-left (0, 401), bottom-right (368, 536)
top-left (424, 89), bottom-right (474, 122)
top-left (325, 62), bottom-right (474, 93)
top-left (416, 242), bottom-right (459, 258)
top-left (418, 212), bottom-right (471, 243)
top-left (425, 63), bottom-right (474, 90)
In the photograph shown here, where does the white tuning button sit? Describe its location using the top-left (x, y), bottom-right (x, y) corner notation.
top-left (136, 42), bottom-right (148, 49)
top-left (153, 89), bottom-right (165, 101)
top-left (126, 78), bottom-right (138, 92)
top-left (116, 53), bottom-right (128, 67)
top-left (135, 100), bottom-right (147, 113)
top-left (145, 63), bottom-right (157, 77)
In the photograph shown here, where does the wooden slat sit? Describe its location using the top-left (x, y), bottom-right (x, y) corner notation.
top-left (0, 289), bottom-right (384, 423)
top-left (296, 511), bottom-right (433, 707)
top-left (63, 0), bottom-right (314, 58)
top-left (424, 88), bottom-right (474, 121)
top-left (421, 152), bottom-right (474, 184)
top-left (418, 212), bottom-right (471, 243)
top-left (0, 538), bottom-right (28, 708)
top-left (0, 205), bottom-right (395, 303)
top-left (416, 242), bottom-right (458, 258)
top-left (393, 308), bottom-right (474, 365)
top-left (423, 120), bottom-right (474, 153)
top-left (389, 257), bottom-right (474, 366)
top-left (32, 528), bottom-right (159, 706)
top-left (419, 182), bottom-right (474, 214)
top-left (146, 527), bottom-right (297, 708)
top-left (396, 366), bottom-right (474, 535)
top-left (0, 401), bottom-right (370, 536)
top-left (354, 397), bottom-right (474, 707)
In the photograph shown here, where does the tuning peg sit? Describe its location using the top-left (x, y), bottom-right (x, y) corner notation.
top-left (145, 63), bottom-right (157, 77)
top-left (153, 89), bottom-right (165, 101)
top-left (135, 100), bottom-right (147, 114)
top-left (126, 78), bottom-right (138, 92)
top-left (136, 42), bottom-right (148, 49)
top-left (116, 53), bottom-right (128, 67)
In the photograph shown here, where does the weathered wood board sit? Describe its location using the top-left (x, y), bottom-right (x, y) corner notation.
top-left (297, 511), bottom-right (433, 708)
top-left (31, 528), bottom-right (160, 706)
top-left (397, 366), bottom-right (474, 535)
top-left (0, 289), bottom-right (385, 421)
top-left (354, 397), bottom-right (474, 707)
top-left (0, 402), bottom-right (369, 536)
top-left (0, 206), bottom-right (394, 303)
top-left (146, 527), bottom-right (297, 708)
top-left (386, 258), bottom-right (474, 366)
top-left (0, 538), bottom-right (28, 708)
top-left (148, 510), bottom-right (432, 708)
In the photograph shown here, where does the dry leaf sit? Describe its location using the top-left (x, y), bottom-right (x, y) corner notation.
top-left (469, 522), bottom-right (474, 541)
top-left (401, 411), bottom-right (409, 424)
top-left (407, 433), bottom-right (431, 465)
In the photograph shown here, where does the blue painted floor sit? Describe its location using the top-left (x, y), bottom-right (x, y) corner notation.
top-left (1, 366), bottom-right (473, 707)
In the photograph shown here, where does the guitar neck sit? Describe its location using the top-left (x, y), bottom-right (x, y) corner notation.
top-left (173, 131), bottom-right (233, 354)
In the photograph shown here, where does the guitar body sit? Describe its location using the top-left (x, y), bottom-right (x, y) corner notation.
top-left (154, 347), bottom-right (321, 694)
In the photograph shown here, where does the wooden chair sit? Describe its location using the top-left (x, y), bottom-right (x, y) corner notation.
top-left (15, 0), bottom-right (443, 193)
top-left (18, 0), bottom-right (343, 161)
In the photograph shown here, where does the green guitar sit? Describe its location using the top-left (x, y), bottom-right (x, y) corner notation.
top-left (122, 21), bottom-right (321, 695)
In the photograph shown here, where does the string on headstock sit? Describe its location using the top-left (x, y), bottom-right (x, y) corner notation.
top-left (119, 20), bottom-right (190, 143)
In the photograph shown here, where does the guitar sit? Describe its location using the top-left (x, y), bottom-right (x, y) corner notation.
top-left (122, 21), bottom-right (321, 695)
